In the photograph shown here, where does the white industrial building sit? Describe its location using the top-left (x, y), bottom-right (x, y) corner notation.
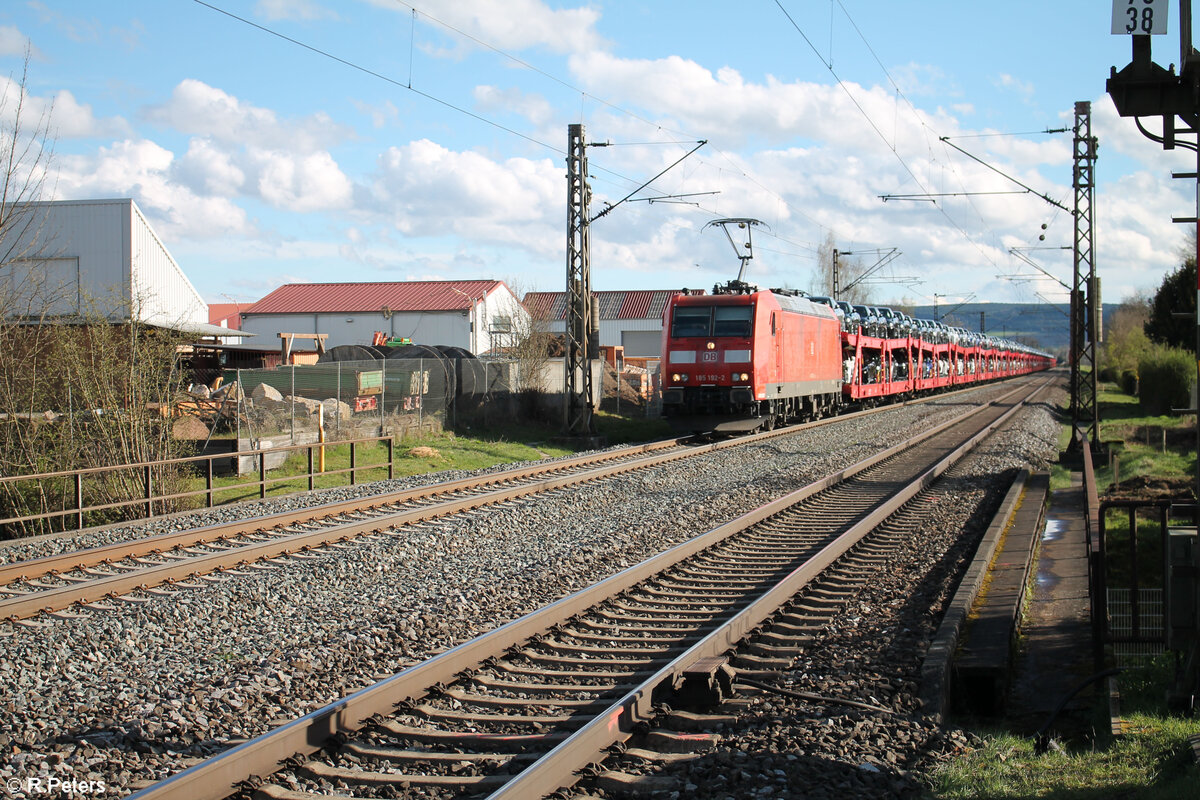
top-left (523, 289), bottom-right (679, 358)
top-left (239, 280), bottom-right (529, 355)
top-left (0, 198), bottom-right (217, 333)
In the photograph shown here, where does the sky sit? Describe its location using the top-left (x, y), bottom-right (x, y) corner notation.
top-left (0, 0), bottom-right (1195, 311)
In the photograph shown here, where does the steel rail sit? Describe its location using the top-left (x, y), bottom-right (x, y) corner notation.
top-left (0, 380), bottom-right (1036, 619)
top-left (0, 437), bottom-right (689, 585)
top-left (0, 376), bottom-right (1029, 588)
top-left (126, 377), bottom-right (1049, 800)
top-left (0, 436), bottom-right (784, 621)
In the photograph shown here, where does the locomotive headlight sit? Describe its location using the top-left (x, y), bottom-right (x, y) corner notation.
top-left (671, 373), bottom-right (681, 382)
top-left (706, 341), bottom-right (715, 350)
top-left (739, 372), bottom-right (750, 381)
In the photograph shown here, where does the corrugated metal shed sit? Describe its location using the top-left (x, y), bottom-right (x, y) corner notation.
top-left (524, 290), bottom-right (681, 321)
top-left (246, 280), bottom-right (503, 315)
top-left (4, 198), bottom-right (207, 327)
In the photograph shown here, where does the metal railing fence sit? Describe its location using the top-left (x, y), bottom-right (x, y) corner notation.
top-left (0, 435), bottom-right (396, 538)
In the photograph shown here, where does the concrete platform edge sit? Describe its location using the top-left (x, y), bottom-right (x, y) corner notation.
top-left (919, 468), bottom-right (1031, 723)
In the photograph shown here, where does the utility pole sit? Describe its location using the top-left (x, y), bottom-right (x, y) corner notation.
top-left (832, 249), bottom-right (840, 299)
top-left (562, 127), bottom-right (706, 438)
top-left (564, 123), bottom-right (597, 437)
top-left (1071, 101), bottom-right (1099, 444)
top-left (831, 247), bottom-right (903, 300)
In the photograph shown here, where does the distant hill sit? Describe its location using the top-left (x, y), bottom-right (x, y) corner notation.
top-left (899, 302), bottom-right (1109, 357)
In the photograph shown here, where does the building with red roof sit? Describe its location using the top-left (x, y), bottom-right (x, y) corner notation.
top-left (207, 302), bottom-right (243, 331)
top-left (239, 280), bottom-right (528, 355)
top-left (522, 289), bottom-right (689, 358)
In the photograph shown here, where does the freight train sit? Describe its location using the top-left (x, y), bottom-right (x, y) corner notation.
top-left (660, 280), bottom-right (1054, 432)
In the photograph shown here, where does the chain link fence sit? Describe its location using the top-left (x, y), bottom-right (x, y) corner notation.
top-left (204, 358), bottom-right (521, 450)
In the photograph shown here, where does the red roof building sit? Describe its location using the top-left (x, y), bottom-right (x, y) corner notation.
top-left (207, 302), bottom-right (243, 330)
top-left (522, 289), bottom-right (691, 358)
top-left (239, 280), bottom-right (527, 355)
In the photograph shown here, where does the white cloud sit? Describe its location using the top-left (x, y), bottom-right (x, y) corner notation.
top-left (253, 149), bottom-right (353, 212)
top-left (351, 98), bottom-right (399, 130)
top-left (369, 139), bottom-right (560, 255)
top-left (144, 79), bottom-right (351, 152)
top-left (473, 86), bottom-right (553, 126)
top-left (1093, 95), bottom-right (1194, 171)
top-left (53, 139), bottom-right (255, 242)
top-left (995, 73), bottom-right (1035, 101)
top-left (175, 138), bottom-right (246, 197)
top-left (48, 89), bottom-right (130, 139)
top-left (364, 0), bottom-right (606, 55)
top-left (0, 76), bottom-right (128, 140)
top-left (136, 81), bottom-right (357, 214)
top-left (567, 51), bottom-right (961, 158)
top-left (0, 24), bottom-right (38, 58)
top-left (889, 62), bottom-right (955, 99)
top-left (543, 49), bottom-right (1200, 301)
top-left (25, 2), bottom-right (102, 43)
top-left (255, 0), bottom-right (337, 22)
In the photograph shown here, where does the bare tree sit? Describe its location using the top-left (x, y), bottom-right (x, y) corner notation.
top-left (0, 56), bottom-right (193, 537)
top-left (813, 232), bottom-right (871, 303)
top-left (509, 288), bottom-right (556, 394)
top-left (0, 48), bottom-right (53, 269)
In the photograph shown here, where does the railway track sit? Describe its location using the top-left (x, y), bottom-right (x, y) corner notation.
top-left (0, 436), bottom-right (719, 622)
top-left (0, 382), bottom-right (1017, 624)
top-left (128, 377), bottom-right (1051, 800)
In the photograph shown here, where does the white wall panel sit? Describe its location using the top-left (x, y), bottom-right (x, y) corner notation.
top-left (620, 330), bottom-right (663, 357)
top-left (128, 201), bottom-right (206, 326)
top-left (240, 310), bottom-right (472, 351)
top-left (3, 199), bottom-right (207, 327)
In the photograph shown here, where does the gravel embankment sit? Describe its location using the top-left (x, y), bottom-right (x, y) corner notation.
top-left (0, 382), bottom-right (1062, 797)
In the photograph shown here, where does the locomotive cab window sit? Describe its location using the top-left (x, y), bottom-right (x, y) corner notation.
top-left (671, 304), bottom-right (753, 337)
top-left (712, 306), bottom-right (752, 337)
top-left (671, 306), bottom-right (712, 338)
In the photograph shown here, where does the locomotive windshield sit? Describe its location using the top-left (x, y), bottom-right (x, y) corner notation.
top-left (671, 305), bottom-right (753, 338)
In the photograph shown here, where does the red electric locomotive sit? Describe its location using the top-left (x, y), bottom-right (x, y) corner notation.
top-left (661, 282), bottom-right (843, 432)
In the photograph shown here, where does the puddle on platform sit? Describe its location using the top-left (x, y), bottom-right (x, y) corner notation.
top-left (1042, 518), bottom-right (1064, 542)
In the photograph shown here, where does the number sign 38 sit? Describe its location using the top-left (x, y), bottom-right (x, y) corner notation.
top-left (1111, 0), bottom-right (1169, 35)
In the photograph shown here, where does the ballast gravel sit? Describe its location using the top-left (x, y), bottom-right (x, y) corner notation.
top-left (0, 382), bottom-right (1063, 798)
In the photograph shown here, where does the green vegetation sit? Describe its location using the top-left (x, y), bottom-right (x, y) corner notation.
top-left (1138, 346), bottom-right (1195, 416)
top-left (593, 410), bottom-right (674, 444)
top-left (932, 653), bottom-right (1198, 799)
top-left (932, 719), bottom-right (1198, 798)
top-left (1099, 508), bottom-right (1166, 589)
top-left (186, 413), bottom-right (674, 506)
top-left (1144, 257), bottom-right (1197, 355)
top-left (1095, 385), bottom-right (1196, 492)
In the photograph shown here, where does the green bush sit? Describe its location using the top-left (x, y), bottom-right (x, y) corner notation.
top-left (1120, 368), bottom-right (1138, 396)
top-left (1138, 346), bottom-right (1194, 415)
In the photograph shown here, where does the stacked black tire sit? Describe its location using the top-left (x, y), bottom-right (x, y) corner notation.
top-left (317, 343), bottom-right (485, 415)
